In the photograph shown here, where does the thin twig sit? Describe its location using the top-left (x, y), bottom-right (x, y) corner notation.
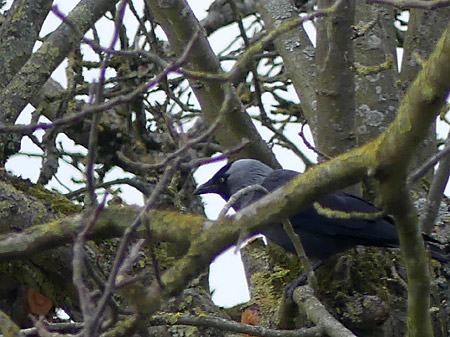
top-left (281, 218), bottom-right (318, 290)
top-left (219, 184), bottom-right (270, 218)
top-left (142, 213), bottom-right (165, 290)
top-left (299, 122), bottom-right (330, 160)
top-left (83, 161), bottom-right (180, 336)
top-left (223, 184), bottom-right (318, 290)
top-left (313, 201), bottom-right (385, 220)
top-left (228, 0), bottom-right (344, 83)
top-left (9, 315), bottom-right (323, 337)
top-left (408, 141), bottom-right (450, 183)
top-left (0, 30), bottom-right (201, 135)
top-left (85, 1), bottom-right (128, 207)
top-left (72, 195), bottom-right (108, 330)
top-left (420, 128), bottom-right (450, 234)
top-left (116, 86), bottom-right (236, 172)
top-left (64, 177), bottom-right (154, 199)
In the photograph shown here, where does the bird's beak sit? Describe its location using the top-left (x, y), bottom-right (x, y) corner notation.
top-left (193, 179), bottom-right (216, 195)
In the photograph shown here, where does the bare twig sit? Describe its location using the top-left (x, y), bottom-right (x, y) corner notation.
top-left (0, 30), bottom-right (201, 135)
top-left (292, 285), bottom-right (358, 337)
top-left (83, 161), bottom-right (180, 336)
top-left (227, 1), bottom-right (316, 168)
top-left (72, 195), bottom-right (108, 327)
top-left (281, 218), bottom-right (318, 290)
top-left (117, 114), bottom-right (222, 172)
top-left (142, 213), bottom-right (165, 290)
top-left (116, 86), bottom-right (248, 173)
top-left (14, 321), bottom-right (83, 336)
top-left (390, 264), bottom-right (408, 290)
top-left (228, 0), bottom-right (344, 83)
top-left (64, 177), bottom-right (154, 199)
top-left (6, 315), bottom-right (323, 337)
top-left (299, 122), bottom-right (330, 160)
top-left (85, 82), bottom-right (100, 206)
top-left (223, 184), bottom-right (318, 290)
top-left (183, 142), bottom-right (250, 170)
top-left (85, 1), bottom-right (128, 207)
top-left (408, 140), bottom-right (450, 183)
top-left (420, 129), bottom-right (450, 234)
top-left (219, 184), bottom-right (270, 219)
top-left (115, 239), bottom-right (146, 288)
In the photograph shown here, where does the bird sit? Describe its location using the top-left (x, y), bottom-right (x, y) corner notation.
top-left (194, 159), bottom-right (448, 263)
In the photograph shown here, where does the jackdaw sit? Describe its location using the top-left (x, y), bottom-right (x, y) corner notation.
top-left (194, 159), bottom-right (448, 263)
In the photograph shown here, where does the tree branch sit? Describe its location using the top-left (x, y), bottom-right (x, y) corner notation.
top-left (0, 207), bottom-right (204, 262)
top-left (367, 0), bottom-right (450, 10)
top-left (293, 285), bottom-right (357, 337)
top-left (420, 129), bottom-right (450, 234)
top-left (0, 0), bottom-right (120, 127)
top-left (146, 0), bottom-right (278, 168)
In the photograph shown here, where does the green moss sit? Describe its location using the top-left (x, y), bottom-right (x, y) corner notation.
top-left (8, 176), bottom-right (80, 215)
top-left (0, 310), bottom-right (21, 337)
top-left (315, 248), bottom-right (394, 299)
top-left (246, 244), bottom-right (302, 326)
top-left (353, 55), bottom-right (395, 76)
top-left (0, 260), bottom-right (74, 309)
top-left (101, 315), bottom-right (137, 336)
top-left (153, 242), bottom-right (176, 270)
top-left (250, 269), bottom-right (285, 324)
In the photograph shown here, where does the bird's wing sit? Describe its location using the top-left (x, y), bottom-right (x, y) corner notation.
top-left (299, 192), bottom-right (398, 245)
top-left (261, 170), bottom-right (398, 243)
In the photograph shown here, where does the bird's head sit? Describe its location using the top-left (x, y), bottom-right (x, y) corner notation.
top-left (193, 159), bottom-right (273, 209)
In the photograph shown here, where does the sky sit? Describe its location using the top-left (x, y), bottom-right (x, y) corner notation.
top-left (3, 0), bottom-right (450, 308)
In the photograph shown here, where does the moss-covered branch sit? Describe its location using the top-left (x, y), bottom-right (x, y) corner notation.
top-left (0, 206), bottom-right (204, 261)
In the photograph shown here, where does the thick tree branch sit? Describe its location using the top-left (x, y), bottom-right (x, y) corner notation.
top-left (256, 0), bottom-right (318, 143)
top-left (380, 176), bottom-right (433, 336)
top-left (398, 6), bottom-right (450, 174)
top-left (0, 0), bottom-right (53, 88)
top-left (146, 0), bottom-right (278, 168)
top-left (150, 313), bottom-right (323, 337)
top-left (315, 0), bottom-right (356, 158)
top-left (369, 19), bottom-right (450, 337)
top-left (375, 22), bottom-right (450, 173)
top-left (0, 0), bottom-right (119, 127)
top-left (0, 207), bottom-right (204, 261)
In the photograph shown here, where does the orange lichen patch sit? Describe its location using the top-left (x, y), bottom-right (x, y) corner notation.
top-left (241, 307), bottom-right (259, 337)
top-left (27, 288), bottom-right (53, 315)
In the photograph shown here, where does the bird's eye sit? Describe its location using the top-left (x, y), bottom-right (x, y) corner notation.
top-left (219, 176), bottom-right (226, 184)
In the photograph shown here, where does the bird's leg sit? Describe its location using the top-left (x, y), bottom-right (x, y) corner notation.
top-left (285, 260), bottom-right (323, 300)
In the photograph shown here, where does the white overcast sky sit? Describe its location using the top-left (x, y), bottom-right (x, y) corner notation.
top-left (3, 1), bottom-right (449, 307)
